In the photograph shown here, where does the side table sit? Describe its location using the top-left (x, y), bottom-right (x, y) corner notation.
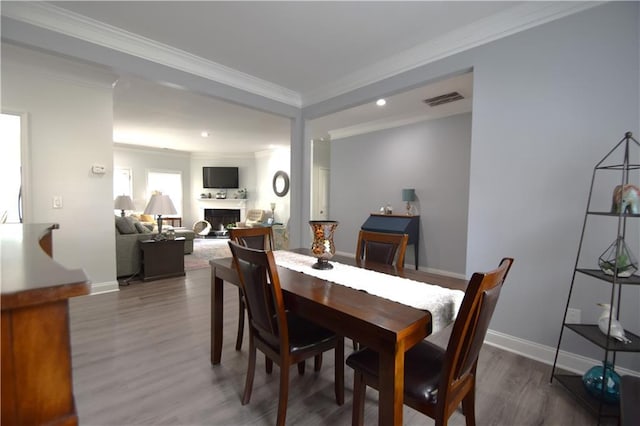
top-left (140, 237), bottom-right (185, 281)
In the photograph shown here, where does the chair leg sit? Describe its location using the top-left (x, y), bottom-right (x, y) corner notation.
top-left (242, 338), bottom-right (257, 405)
top-left (314, 354), bottom-right (322, 372)
top-left (461, 386), bottom-right (477, 426)
top-left (352, 339), bottom-right (359, 351)
top-left (352, 370), bottom-right (365, 426)
top-left (266, 356), bottom-right (273, 374)
top-left (297, 361), bottom-right (306, 375)
top-left (235, 289), bottom-right (245, 351)
top-left (335, 336), bottom-right (344, 405)
top-left (276, 362), bottom-right (290, 426)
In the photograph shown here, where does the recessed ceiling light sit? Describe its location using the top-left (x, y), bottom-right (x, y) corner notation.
top-left (376, 99), bottom-right (386, 106)
top-left (201, 131), bottom-right (210, 137)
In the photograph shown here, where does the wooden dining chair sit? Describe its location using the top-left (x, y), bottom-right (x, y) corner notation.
top-left (229, 226), bottom-right (275, 351)
top-left (356, 230), bottom-right (409, 268)
top-left (346, 257), bottom-right (514, 426)
top-left (228, 242), bottom-right (345, 426)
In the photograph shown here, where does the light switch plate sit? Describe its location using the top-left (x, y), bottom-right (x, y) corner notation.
top-left (53, 196), bottom-right (63, 209)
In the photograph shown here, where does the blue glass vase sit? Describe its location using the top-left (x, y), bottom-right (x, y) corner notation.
top-left (582, 361), bottom-right (621, 404)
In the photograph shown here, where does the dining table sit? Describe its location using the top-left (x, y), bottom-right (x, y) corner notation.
top-left (209, 248), bottom-right (467, 426)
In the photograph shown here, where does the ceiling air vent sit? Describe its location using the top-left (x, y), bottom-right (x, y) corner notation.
top-left (423, 91), bottom-right (464, 107)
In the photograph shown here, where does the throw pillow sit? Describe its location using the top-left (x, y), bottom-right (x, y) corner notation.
top-left (115, 216), bottom-right (137, 234)
top-left (140, 214), bottom-right (155, 223)
top-left (135, 221), bottom-right (152, 234)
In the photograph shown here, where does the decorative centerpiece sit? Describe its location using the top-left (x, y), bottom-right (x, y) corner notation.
top-left (309, 220), bottom-right (338, 270)
top-left (598, 237), bottom-right (638, 277)
top-left (582, 361), bottom-right (621, 404)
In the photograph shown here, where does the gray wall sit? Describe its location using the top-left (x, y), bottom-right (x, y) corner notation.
top-left (330, 113), bottom-right (471, 274)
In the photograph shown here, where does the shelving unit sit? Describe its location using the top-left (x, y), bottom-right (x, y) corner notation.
top-left (551, 132), bottom-right (640, 423)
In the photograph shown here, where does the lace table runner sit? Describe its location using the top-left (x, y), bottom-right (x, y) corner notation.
top-left (274, 251), bottom-right (464, 333)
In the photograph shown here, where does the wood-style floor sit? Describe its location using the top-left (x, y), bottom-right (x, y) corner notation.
top-left (69, 267), bottom-right (601, 425)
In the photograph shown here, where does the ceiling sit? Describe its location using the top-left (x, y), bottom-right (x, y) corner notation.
top-left (4, 2), bottom-right (597, 154)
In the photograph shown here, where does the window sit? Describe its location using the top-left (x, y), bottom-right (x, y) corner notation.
top-left (113, 168), bottom-right (132, 198)
top-left (147, 170), bottom-right (182, 216)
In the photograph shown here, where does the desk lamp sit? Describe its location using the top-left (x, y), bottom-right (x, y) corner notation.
top-left (402, 188), bottom-right (415, 215)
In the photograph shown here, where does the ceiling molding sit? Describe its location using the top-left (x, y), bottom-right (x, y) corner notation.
top-left (302, 1), bottom-right (603, 105)
top-left (3, 1), bottom-right (602, 110)
top-left (1, 1), bottom-right (302, 107)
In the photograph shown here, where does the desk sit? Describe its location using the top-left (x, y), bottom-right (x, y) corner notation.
top-left (210, 249), bottom-right (466, 425)
top-left (361, 214), bottom-right (420, 269)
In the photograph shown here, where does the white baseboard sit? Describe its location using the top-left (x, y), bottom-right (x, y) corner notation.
top-left (485, 329), bottom-right (640, 377)
top-left (90, 280), bottom-right (119, 295)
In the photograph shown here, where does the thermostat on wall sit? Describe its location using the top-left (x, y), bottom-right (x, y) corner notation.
top-left (91, 164), bottom-right (106, 175)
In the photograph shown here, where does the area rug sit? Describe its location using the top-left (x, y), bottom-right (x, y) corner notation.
top-left (184, 238), bottom-right (232, 271)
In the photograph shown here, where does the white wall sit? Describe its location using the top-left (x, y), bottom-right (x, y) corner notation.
top-left (1, 43), bottom-right (118, 293)
top-left (254, 148), bottom-right (291, 226)
top-left (113, 144), bottom-right (191, 219)
top-left (330, 113), bottom-right (471, 273)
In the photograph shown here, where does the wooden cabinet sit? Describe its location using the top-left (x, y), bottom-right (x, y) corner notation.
top-left (1, 224), bottom-right (90, 426)
top-left (140, 238), bottom-right (186, 281)
top-left (551, 132), bottom-right (640, 422)
top-left (361, 214), bottom-right (420, 269)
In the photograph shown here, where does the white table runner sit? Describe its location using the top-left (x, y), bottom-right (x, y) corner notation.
top-left (273, 251), bottom-right (464, 333)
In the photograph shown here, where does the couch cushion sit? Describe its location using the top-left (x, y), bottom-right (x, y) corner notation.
top-left (135, 221), bottom-right (152, 234)
top-left (115, 216), bottom-right (137, 234)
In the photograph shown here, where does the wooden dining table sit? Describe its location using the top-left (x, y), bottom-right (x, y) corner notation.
top-left (209, 248), bottom-right (467, 426)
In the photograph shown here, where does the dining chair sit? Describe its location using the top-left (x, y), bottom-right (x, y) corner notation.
top-left (228, 242), bottom-right (345, 426)
top-left (355, 230), bottom-right (409, 268)
top-left (346, 257), bottom-right (514, 426)
top-left (229, 226), bottom-right (275, 351)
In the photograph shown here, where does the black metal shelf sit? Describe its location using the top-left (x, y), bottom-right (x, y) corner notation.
top-left (553, 374), bottom-right (619, 419)
top-left (587, 211), bottom-right (640, 218)
top-left (565, 324), bottom-right (640, 352)
top-left (576, 269), bottom-right (640, 285)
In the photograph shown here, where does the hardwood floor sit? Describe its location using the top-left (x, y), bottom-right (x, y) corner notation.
top-left (70, 268), bottom-right (601, 425)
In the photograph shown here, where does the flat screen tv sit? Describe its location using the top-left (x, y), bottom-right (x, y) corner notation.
top-left (203, 166), bottom-right (239, 189)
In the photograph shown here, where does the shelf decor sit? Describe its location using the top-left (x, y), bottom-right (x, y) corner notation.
top-left (582, 362), bottom-right (621, 404)
top-left (598, 237), bottom-right (638, 277)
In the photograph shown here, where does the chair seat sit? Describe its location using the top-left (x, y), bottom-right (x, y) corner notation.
top-left (346, 340), bottom-right (446, 404)
top-left (287, 313), bottom-right (337, 353)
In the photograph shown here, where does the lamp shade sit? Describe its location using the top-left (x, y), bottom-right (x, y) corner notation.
top-left (114, 195), bottom-right (135, 217)
top-left (402, 188), bottom-right (415, 202)
top-left (143, 193), bottom-right (177, 216)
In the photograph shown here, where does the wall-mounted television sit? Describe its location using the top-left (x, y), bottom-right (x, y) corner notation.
top-left (203, 166), bottom-right (239, 189)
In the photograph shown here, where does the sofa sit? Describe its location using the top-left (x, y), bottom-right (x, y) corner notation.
top-left (115, 216), bottom-right (195, 278)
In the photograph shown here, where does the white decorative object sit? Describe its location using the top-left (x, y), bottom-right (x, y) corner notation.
top-left (597, 303), bottom-right (631, 344)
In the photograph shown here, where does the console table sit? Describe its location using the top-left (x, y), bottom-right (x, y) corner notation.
top-left (1, 223), bottom-right (89, 426)
top-left (361, 214), bottom-right (420, 269)
top-left (140, 238), bottom-right (185, 281)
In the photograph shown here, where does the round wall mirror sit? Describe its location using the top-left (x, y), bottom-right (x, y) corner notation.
top-left (272, 170), bottom-right (290, 197)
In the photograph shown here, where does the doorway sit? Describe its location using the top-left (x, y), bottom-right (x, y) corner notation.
top-left (0, 113), bottom-right (25, 223)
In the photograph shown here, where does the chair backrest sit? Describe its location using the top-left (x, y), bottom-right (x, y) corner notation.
top-left (356, 230), bottom-right (409, 268)
top-left (441, 258), bottom-right (514, 394)
top-left (228, 241), bottom-right (288, 351)
top-left (230, 226), bottom-right (275, 251)
top-left (245, 209), bottom-right (265, 225)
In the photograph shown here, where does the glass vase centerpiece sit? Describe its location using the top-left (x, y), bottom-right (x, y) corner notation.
top-left (582, 361), bottom-right (621, 404)
top-left (309, 220), bottom-right (339, 270)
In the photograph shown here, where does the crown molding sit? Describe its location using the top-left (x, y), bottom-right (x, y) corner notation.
top-left (1, 2), bottom-right (302, 107)
top-left (302, 1), bottom-right (604, 106)
top-left (3, 1), bottom-right (602, 109)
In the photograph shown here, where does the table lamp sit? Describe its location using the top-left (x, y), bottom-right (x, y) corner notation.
top-left (114, 195), bottom-right (135, 217)
top-left (270, 202), bottom-right (276, 222)
top-left (402, 188), bottom-right (415, 215)
top-left (143, 192), bottom-right (177, 234)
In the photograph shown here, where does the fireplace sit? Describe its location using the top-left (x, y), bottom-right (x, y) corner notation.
top-left (205, 208), bottom-right (240, 236)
